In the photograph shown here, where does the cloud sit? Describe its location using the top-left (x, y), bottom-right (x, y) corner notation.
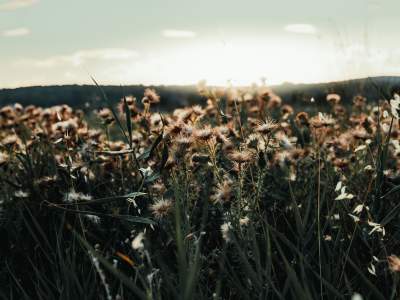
top-left (17, 48), bottom-right (139, 68)
top-left (284, 24), bottom-right (317, 34)
top-left (2, 27), bottom-right (30, 37)
top-left (0, 0), bottom-right (38, 11)
top-left (162, 29), bottom-right (196, 38)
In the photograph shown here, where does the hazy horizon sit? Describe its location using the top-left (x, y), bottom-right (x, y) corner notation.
top-left (2, 0), bottom-right (400, 88)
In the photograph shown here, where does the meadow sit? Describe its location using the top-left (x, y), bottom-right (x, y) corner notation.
top-left (1, 81), bottom-right (400, 299)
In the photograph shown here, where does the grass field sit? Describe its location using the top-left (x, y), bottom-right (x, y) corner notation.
top-left (1, 82), bottom-right (400, 299)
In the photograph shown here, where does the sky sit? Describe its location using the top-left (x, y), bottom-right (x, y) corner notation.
top-left (1, 0), bottom-right (400, 88)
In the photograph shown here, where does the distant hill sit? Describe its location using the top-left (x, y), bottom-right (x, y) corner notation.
top-left (1, 76), bottom-right (400, 110)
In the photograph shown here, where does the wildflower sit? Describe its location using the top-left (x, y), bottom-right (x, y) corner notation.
top-left (354, 145), bottom-right (366, 152)
top-left (275, 132), bottom-right (293, 149)
top-left (194, 127), bottom-right (214, 141)
top-left (191, 105), bottom-right (204, 117)
top-left (351, 293), bottom-right (363, 300)
top-left (335, 181), bottom-right (343, 193)
top-left (239, 216), bottom-right (250, 227)
top-left (131, 232), bottom-right (145, 251)
top-left (143, 88), bottom-right (160, 104)
top-left (383, 110), bottom-right (389, 118)
top-left (387, 255), bottom-right (400, 272)
top-left (367, 262), bottom-right (376, 276)
top-left (368, 221), bottom-right (385, 236)
top-left (254, 117), bottom-right (278, 135)
top-left (335, 187), bottom-right (354, 200)
top-left (311, 112), bottom-right (335, 127)
top-left (364, 165), bottom-right (374, 172)
top-left (326, 93), bottom-right (341, 105)
top-left (221, 222), bottom-right (232, 242)
top-left (228, 150), bottom-right (254, 164)
top-left (267, 95), bottom-right (282, 109)
top-left (348, 214), bottom-right (360, 223)
top-left (390, 94), bottom-right (400, 119)
top-left (353, 204), bottom-right (366, 214)
top-left (150, 199), bottom-right (173, 219)
top-left (392, 140), bottom-right (400, 156)
top-left (295, 112), bottom-right (310, 127)
top-left (335, 181), bottom-right (354, 200)
top-left (212, 179), bottom-right (232, 204)
top-left (14, 190), bottom-right (29, 198)
top-left (1, 135), bottom-right (19, 147)
top-left (139, 166), bottom-right (153, 178)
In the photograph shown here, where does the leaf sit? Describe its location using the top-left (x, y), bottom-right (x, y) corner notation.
top-left (122, 92), bottom-right (133, 148)
top-left (144, 172), bottom-right (161, 184)
top-left (159, 142), bottom-right (169, 172)
top-left (137, 133), bottom-right (163, 161)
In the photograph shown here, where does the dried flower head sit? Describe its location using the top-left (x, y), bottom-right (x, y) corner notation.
top-left (143, 88), bottom-right (160, 104)
top-left (220, 222), bottom-right (232, 242)
top-left (388, 255), bottom-right (400, 272)
top-left (254, 117), bottom-right (278, 135)
top-left (326, 93), bottom-right (341, 105)
top-left (390, 94), bottom-right (400, 119)
top-left (131, 232), bottom-right (145, 250)
top-left (228, 150), bottom-right (255, 164)
top-left (150, 199), bottom-right (173, 219)
top-left (295, 112), bottom-right (310, 127)
top-left (212, 179), bottom-right (232, 204)
top-left (194, 127), bottom-right (214, 141)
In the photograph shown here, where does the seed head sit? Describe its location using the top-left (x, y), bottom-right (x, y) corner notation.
top-left (150, 199), bottom-right (173, 219)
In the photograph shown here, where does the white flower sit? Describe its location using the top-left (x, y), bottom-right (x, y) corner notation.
top-left (368, 221), bottom-right (385, 236)
top-left (383, 110), bottom-right (389, 118)
top-left (14, 190), bottom-right (29, 198)
top-left (354, 145), bottom-right (366, 152)
top-left (221, 222), bottom-right (232, 242)
top-left (390, 94), bottom-right (400, 119)
top-left (351, 293), bottom-right (363, 300)
top-left (364, 165), bottom-right (374, 172)
top-left (335, 181), bottom-right (342, 192)
top-left (335, 185), bottom-right (354, 200)
top-left (392, 140), bottom-right (400, 156)
top-left (139, 167), bottom-right (153, 178)
top-left (239, 217), bottom-right (250, 226)
top-left (367, 262), bottom-right (376, 276)
top-left (131, 232), bottom-right (145, 250)
top-left (348, 214), bottom-right (360, 223)
top-left (353, 204), bottom-right (364, 214)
